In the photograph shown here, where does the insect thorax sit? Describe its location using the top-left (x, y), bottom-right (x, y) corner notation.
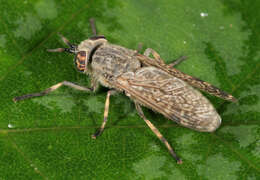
top-left (90, 43), bottom-right (141, 88)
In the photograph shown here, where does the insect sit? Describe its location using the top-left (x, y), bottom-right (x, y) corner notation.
top-left (13, 18), bottom-right (237, 164)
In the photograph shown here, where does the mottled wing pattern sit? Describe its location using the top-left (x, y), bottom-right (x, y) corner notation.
top-left (137, 54), bottom-right (237, 102)
top-left (116, 66), bottom-right (221, 132)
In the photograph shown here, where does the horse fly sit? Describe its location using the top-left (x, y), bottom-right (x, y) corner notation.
top-left (13, 18), bottom-right (237, 164)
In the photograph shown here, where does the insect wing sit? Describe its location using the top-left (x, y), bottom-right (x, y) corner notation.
top-left (116, 66), bottom-right (221, 132)
top-left (137, 54), bottom-right (237, 102)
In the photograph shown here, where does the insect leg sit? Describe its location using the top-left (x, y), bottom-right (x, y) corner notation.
top-left (136, 43), bottom-right (143, 53)
top-left (143, 48), bottom-right (164, 64)
top-left (89, 18), bottom-right (97, 36)
top-left (134, 102), bottom-right (182, 164)
top-left (13, 81), bottom-right (93, 102)
top-left (92, 90), bottom-right (117, 139)
top-left (144, 48), bottom-right (187, 67)
top-left (168, 56), bottom-right (188, 67)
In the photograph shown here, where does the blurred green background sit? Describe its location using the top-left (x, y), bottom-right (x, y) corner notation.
top-left (0, 0), bottom-right (259, 179)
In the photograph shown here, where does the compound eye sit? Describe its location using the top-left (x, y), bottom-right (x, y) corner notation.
top-left (75, 51), bottom-right (86, 72)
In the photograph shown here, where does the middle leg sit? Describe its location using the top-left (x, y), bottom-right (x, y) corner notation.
top-left (92, 90), bottom-right (117, 139)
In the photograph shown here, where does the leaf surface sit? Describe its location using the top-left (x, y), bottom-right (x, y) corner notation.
top-left (0, 0), bottom-right (259, 179)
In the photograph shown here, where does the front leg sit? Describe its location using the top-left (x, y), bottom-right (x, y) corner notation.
top-left (13, 81), bottom-right (93, 102)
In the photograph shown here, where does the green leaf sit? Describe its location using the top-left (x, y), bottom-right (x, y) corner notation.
top-left (0, 0), bottom-right (259, 179)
